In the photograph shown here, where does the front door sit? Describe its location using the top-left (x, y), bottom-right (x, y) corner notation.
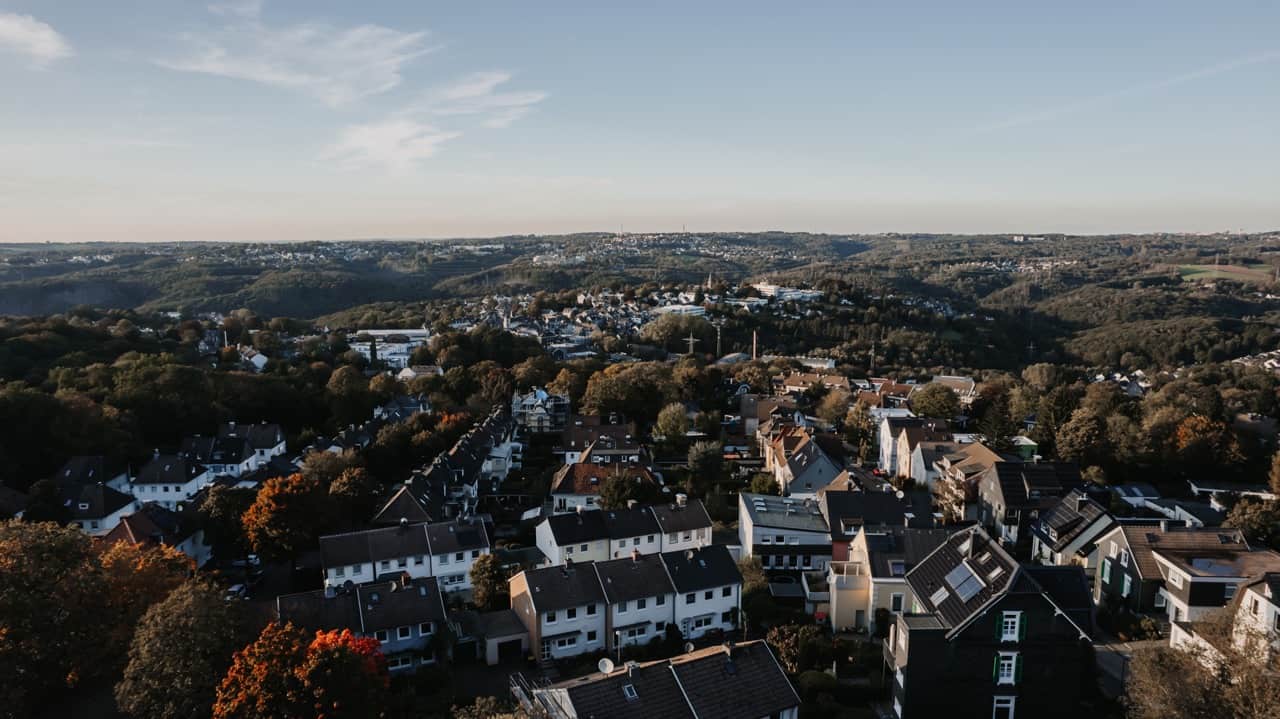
top-left (855, 610), bottom-right (866, 629)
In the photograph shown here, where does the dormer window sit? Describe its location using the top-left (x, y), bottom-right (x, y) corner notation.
top-left (623, 684), bottom-right (638, 701)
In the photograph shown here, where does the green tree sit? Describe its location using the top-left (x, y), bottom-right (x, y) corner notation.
top-left (656, 402), bottom-right (690, 441)
top-left (765, 623), bottom-right (824, 674)
top-left (1223, 499), bottom-right (1280, 546)
top-left (815, 389), bottom-right (851, 426)
top-left (687, 440), bottom-right (723, 493)
top-left (910, 383), bottom-right (960, 419)
top-left (199, 485), bottom-right (257, 559)
top-left (1270, 450), bottom-right (1280, 497)
top-left (469, 553), bottom-right (507, 612)
top-left (749, 473), bottom-right (780, 495)
top-left (598, 471), bottom-right (661, 510)
top-left (328, 467), bottom-right (381, 524)
top-left (115, 580), bottom-right (247, 719)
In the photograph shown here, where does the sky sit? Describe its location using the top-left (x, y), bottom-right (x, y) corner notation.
top-left (1, 1), bottom-right (1278, 242)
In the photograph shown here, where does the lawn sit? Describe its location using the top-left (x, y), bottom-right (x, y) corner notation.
top-left (1178, 263), bottom-right (1274, 284)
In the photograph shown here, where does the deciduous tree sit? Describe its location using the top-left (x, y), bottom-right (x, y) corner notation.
top-left (469, 553), bottom-right (507, 611)
top-left (910, 383), bottom-right (959, 420)
top-left (242, 474), bottom-right (325, 566)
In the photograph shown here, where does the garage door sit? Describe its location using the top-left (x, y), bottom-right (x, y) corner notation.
top-left (497, 638), bottom-right (524, 662)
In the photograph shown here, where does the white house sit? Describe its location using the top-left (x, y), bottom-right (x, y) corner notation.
top-left (510, 562), bottom-right (609, 661)
top-left (131, 455), bottom-right (212, 509)
top-left (319, 517), bottom-right (492, 593)
top-left (595, 552), bottom-right (677, 650)
top-left (738, 493), bottom-right (832, 573)
top-left (662, 545), bottom-right (742, 639)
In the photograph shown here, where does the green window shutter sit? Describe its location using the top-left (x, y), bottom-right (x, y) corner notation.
top-left (1018, 615), bottom-right (1027, 641)
top-left (1014, 654), bottom-right (1023, 684)
top-left (992, 654), bottom-right (999, 682)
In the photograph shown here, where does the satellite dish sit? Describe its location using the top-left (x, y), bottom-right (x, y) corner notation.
top-left (684, 642), bottom-right (695, 654)
top-left (598, 658), bottom-right (616, 674)
top-left (895, 490), bottom-right (905, 500)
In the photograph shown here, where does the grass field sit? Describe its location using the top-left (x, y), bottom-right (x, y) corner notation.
top-left (1178, 263), bottom-right (1275, 284)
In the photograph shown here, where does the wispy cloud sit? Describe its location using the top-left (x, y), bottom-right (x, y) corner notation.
top-left (974, 49), bottom-right (1280, 133)
top-left (0, 12), bottom-right (74, 68)
top-left (157, 4), bottom-right (432, 107)
top-left (321, 119), bottom-right (461, 172)
top-left (421, 71), bottom-right (549, 128)
top-left (328, 72), bottom-right (547, 170)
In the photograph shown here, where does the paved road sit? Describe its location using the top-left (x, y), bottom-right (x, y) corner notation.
top-left (1094, 635), bottom-right (1164, 699)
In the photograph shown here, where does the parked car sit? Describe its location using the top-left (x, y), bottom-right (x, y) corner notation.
top-left (224, 584), bottom-right (249, 601)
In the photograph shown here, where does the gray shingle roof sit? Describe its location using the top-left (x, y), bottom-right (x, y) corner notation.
top-left (521, 562), bottom-right (607, 613)
top-left (661, 545), bottom-right (742, 593)
top-left (594, 553), bottom-right (675, 603)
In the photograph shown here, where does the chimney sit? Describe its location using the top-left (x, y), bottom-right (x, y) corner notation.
top-left (627, 499), bottom-right (638, 509)
top-left (631, 547), bottom-right (641, 562)
top-left (1159, 519), bottom-right (1169, 532)
top-left (675, 493), bottom-right (687, 507)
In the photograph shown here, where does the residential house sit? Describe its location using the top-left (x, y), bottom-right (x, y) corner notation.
top-left (512, 388), bottom-right (571, 434)
top-left (103, 502), bottom-right (212, 567)
top-left (319, 516), bottom-right (492, 593)
top-left (826, 526), bottom-right (954, 633)
top-left (924, 375), bottom-right (979, 407)
top-left (180, 435), bottom-right (256, 477)
top-left (772, 372), bottom-right (852, 397)
top-left (556, 416), bottom-right (641, 465)
top-left (397, 365), bottom-right (443, 382)
top-left (595, 552), bottom-right (677, 650)
top-left (661, 545), bottom-right (743, 640)
top-left (1092, 524), bottom-right (1254, 619)
top-left (277, 574), bottom-right (448, 672)
top-left (217, 421), bottom-right (288, 464)
top-left (510, 561), bottom-right (609, 661)
top-left (650, 497), bottom-right (715, 555)
top-left (1029, 489), bottom-right (1115, 568)
top-left (370, 485), bottom-right (433, 527)
top-left (739, 493), bottom-right (832, 574)
top-left (739, 394), bottom-right (798, 438)
top-left (53, 456), bottom-right (130, 492)
top-left (763, 427), bottom-right (843, 498)
top-left (822, 489), bottom-right (932, 562)
top-left (536, 509), bottom-right (612, 566)
top-left (885, 525), bottom-right (1094, 719)
top-left (536, 499), bottom-right (712, 566)
top-left (549, 463), bottom-right (658, 514)
top-left (977, 461), bottom-right (1082, 548)
top-left (878, 417), bottom-right (926, 475)
top-left (932, 442), bottom-right (1007, 523)
top-left (131, 454), bottom-right (212, 509)
top-left (374, 394), bottom-right (431, 423)
top-left (893, 420), bottom-right (951, 480)
top-left (513, 641), bottom-right (800, 719)
top-left (908, 440), bottom-right (961, 490)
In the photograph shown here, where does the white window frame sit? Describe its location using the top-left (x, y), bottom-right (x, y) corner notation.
top-left (1101, 558), bottom-right (1111, 584)
top-left (1154, 591), bottom-right (1166, 608)
top-left (397, 625), bottom-right (411, 640)
top-left (996, 651), bottom-right (1017, 685)
top-left (1122, 575), bottom-right (1132, 598)
top-left (993, 695), bottom-right (1016, 719)
top-left (891, 593), bottom-right (905, 613)
top-left (1001, 611), bottom-right (1021, 642)
top-left (1170, 571), bottom-right (1184, 589)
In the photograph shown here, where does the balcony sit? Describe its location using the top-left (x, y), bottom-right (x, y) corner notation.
top-left (883, 636), bottom-right (896, 667)
top-left (828, 561), bottom-right (871, 591)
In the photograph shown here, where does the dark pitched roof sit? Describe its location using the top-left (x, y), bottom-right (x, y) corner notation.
top-left (669, 641), bottom-right (801, 719)
top-left (319, 523), bottom-right (431, 567)
top-left (550, 463), bottom-right (655, 496)
top-left (218, 422), bottom-right (285, 450)
top-left (601, 506), bottom-right (661, 541)
top-left (370, 485), bottom-right (433, 526)
top-left (357, 576), bottom-right (448, 633)
top-left (180, 435), bottom-right (254, 467)
top-left (1112, 525), bottom-right (1249, 580)
top-left (546, 510), bottom-right (610, 545)
top-left (63, 481), bottom-right (134, 520)
top-left (985, 461), bottom-right (1082, 509)
top-left (53, 456), bottom-right (126, 485)
top-left (519, 562), bottom-right (607, 613)
top-left (102, 502), bottom-right (199, 546)
top-left (822, 490), bottom-right (927, 541)
top-left (135, 455), bottom-right (207, 485)
top-left (594, 554), bottom-right (675, 603)
top-left (424, 517), bottom-right (491, 555)
top-left (1021, 565), bottom-right (1094, 633)
top-left (277, 589), bottom-right (359, 631)
top-left (553, 641), bottom-right (797, 719)
top-left (863, 527), bottom-right (957, 579)
top-left (661, 545), bottom-right (742, 593)
top-left (905, 525), bottom-right (1019, 629)
top-left (649, 500), bottom-right (712, 534)
top-left (1032, 488), bottom-right (1112, 552)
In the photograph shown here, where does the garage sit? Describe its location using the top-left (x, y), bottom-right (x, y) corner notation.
top-left (496, 638), bottom-right (524, 662)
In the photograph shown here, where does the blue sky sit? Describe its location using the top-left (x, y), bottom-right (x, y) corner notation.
top-left (1, 1), bottom-right (1277, 242)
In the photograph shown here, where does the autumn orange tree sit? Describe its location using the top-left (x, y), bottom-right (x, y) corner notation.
top-left (97, 540), bottom-right (193, 670)
top-left (242, 474), bottom-right (327, 566)
top-left (212, 623), bottom-right (389, 719)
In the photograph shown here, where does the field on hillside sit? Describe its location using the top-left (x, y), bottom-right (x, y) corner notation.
top-left (1178, 263), bottom-right (1274, 284)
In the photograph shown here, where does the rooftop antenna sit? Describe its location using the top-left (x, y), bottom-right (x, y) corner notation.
top-left (684, 333), bottom-right (700, 356)
top-left (751, 330), bottom-right (758, 361)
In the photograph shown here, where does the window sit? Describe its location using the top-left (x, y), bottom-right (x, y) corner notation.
top-left (722, 586), bottom-right (732, 598)
top-left (1000, 611), bottom-right (1022, 642)
top-left (455, 552), bottom-right (464, 561)
top-left (1101, 559), bottom-right (1111, 584)
top-left (682, 532), bottom-right (692, 541)
top-left (656, 595), bottom-right (666, 606)
top-left (637, 598), bottom-right (646, 609)
top-left (693, 616), bottom-right (712, 629)
top-left (686, 593), bottom-right (696, 604)
top-left (1273, 613), bottom-right (1280, 633)
top-left (1170, 572), bottom-right (1183, 589)
top-left (1154, 592), bottom-right (1166, 609)
top-left (414, 555), bottom-right (424, 565)
top-left (580, 544), bottom-right (588, 552)
top-left (1120, 549), bottom-right (1130, 568)
top-left (335, 567), bottom-right (345, 578)
top-left (387, 655), bottom-right (413, 669)
top-left (704, 590), bottom-right (713, 600)
top-left (774, 534), bottom-right (785, 544)
top-left (353, 565), bottom-right (363, 575)
top-left (1122, 575), bottom-right (1132, 598)
top-left (555, 637), bottom-right (577, 649)
top-left (546, 611), bottom-right (557, 624)
top-left (993, 696), bottom-right (1016, 719)
top-left (891, 594), bottom-right (904, 613)
top-left (625, 626), bottom-right (646, 639)
top-left (623, 684), bottom-right (638, 701)
top-left (439, 554), bottom-right (449, 565)
top-left (397, 557), bottom-right (407, 568)
top-left (586, 603), bottom-right (597, 616)
top-left (1251, 598), bottom-right (1261, 616)
top-left (381, 560), bottom-right (391, 570)
top-left (472, 550), bottom-right (480, 559)
top-left (889, 560), bottom-right (905, 577)
top-left (618, 601), bottom-right (628, 613)
top-left (420, 622), bottom-right (433, 635)
top-left (619, 538), bottom-right (628, 548)
top-left (647, 535), bottom-right (655, 544)
top-left (761, 536), bottom-right (771, 545)
top-left (567, 607), bottom-right (577, 619)
top-left (398, 626), bottom-right (411, 640)
top-left (587, 630), bottom-right (597, 642)
top-left (1109, 541), bottom-right (1118, 559)
top-left (995, 652), bottom-right (1018, 685)
top-left (565, 545), bottom-right (574, 556)
top-left (375, 630), bottom-right (389, 643)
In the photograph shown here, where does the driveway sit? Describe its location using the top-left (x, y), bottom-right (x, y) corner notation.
top-left (1094, 633), bottom-right (1164, 699)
